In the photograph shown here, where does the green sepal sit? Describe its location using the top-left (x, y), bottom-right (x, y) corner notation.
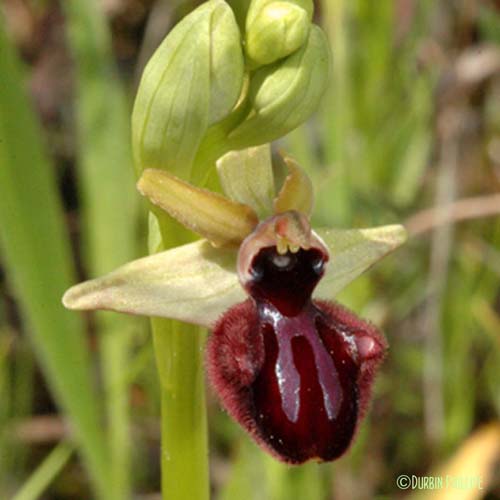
top-left (315, 225), bottom-right (408, 299)
top-left (216, 145), bottom-right (275, 218)
top-left (63, 240), bottom-right (244, 328)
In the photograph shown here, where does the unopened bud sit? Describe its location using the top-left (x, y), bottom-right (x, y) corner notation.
top-left (246, 1), bottom-right (311, 66)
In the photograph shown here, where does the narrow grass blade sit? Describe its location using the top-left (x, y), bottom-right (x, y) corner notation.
top-left (319, 0), bottom-right (352, 224)
top-left (63, 1), bottom-right (139, 498)
top-left (0, 18), bottom-right (110, 499)
top-left (12, 442), bottom-right (74, 500)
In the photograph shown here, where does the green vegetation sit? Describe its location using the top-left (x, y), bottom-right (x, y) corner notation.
top-left (0, 0), bottom-right (499, 498)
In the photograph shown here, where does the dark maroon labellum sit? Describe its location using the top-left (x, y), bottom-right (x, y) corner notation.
top-left (207, 244), bottom-right (386, 464)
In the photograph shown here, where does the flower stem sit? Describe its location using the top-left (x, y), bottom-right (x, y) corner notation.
top-left (150, 197), bottom-right (210, 500)
top-left (152, 318), bottom-right (209, 500)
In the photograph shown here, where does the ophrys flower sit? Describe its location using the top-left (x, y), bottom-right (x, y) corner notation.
top-left (63, 147), bottom-right (406, 463)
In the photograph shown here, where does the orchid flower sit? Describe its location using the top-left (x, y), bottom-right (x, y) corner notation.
top-left (63, 146), bottom-right (406, 463)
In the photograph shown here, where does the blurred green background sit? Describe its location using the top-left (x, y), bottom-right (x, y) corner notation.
top-left (0, 0), bottom-right (499, 499)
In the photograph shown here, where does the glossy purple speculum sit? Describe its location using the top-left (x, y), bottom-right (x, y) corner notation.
top-left (207, 235), bottom-right (386, 463)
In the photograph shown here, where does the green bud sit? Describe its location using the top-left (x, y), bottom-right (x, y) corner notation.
top-left (229, 25), bottom-right (330, 148)
top-left (132, 0), bottom-right (244, 178)
top-left (246, 0), bottom-right (313, 29)
top-left (246, 1), bottom-right (311, 66)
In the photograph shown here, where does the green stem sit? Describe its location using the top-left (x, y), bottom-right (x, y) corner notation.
top-left (149, 146), bottom-right (217, 499)
top-left (191, 78), bottom-right (253, 189)
top-left (150, 214), bottom-right (209, 500)
top-left (152, 319), bottom-right (209, 500)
